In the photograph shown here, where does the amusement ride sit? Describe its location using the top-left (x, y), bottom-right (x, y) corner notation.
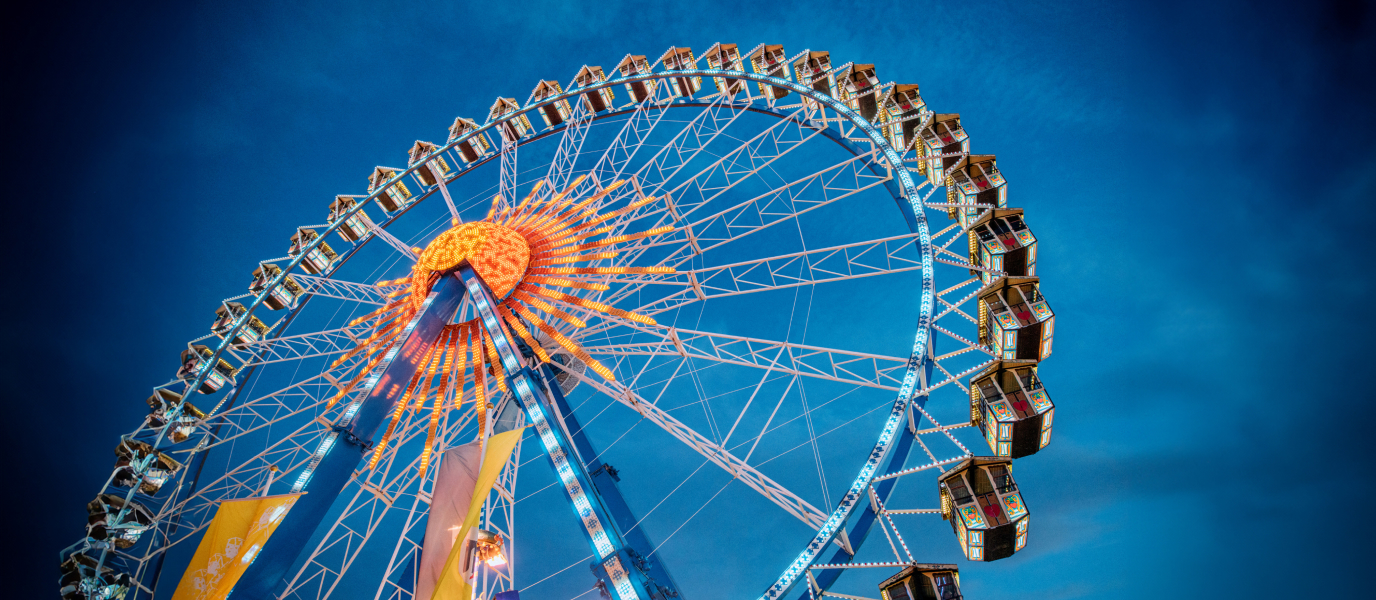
top-left (62, 43), bottom-right (1059, 600)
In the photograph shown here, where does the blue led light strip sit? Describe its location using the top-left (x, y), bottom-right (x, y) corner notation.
top-left (457, 266), bottom-right (648, 600)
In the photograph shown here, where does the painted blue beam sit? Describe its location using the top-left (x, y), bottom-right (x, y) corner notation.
top-left (456, 266), bottom-right (658, 600)
top-left (531, 361), bottom-right (682, 597)
top-left (231, 275), bottom-right (466, 600)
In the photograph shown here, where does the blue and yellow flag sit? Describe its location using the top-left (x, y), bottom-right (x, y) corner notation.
top-left (171, 493), bottom-right (303, 600)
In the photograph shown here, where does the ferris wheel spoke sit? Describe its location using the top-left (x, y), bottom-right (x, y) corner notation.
top-left (581, 326), bottom-right (906, 391)
top-left (583, 80), bottom-right (674, 199)
top-left (550, 361), bottom-right (830, 530)
top-left (540, 99), bottom-right (595, 201)
top-left (595, 86), bottom-right (745, 212)
top-left (366, 220), bottom-right (420, 262)
top-left (497, 135), bottom-right (519, 210)
top-left (291, 274), bottom-right (404, 306)
top-left (228, 323), bottom-right (373, 367)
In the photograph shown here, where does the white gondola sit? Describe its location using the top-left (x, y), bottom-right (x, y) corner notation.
top-left (288, 228), bottom-right (339, 275)
top-left (704, 43), bottom-right (745, 95)
top-left (145, 388), bottom-right (203, 443)
top-left (250, 262), bottom-right (303, 310)
top-left (530, 80), bottom-right (573, 128)
top-left (86, 494), bottom-right (154, 549)
top-left (112, 439), bottom-right (182, 495)
top-left (447, 116), bottom-right (495, 164)
top-left (940, 457), bottom-right (1031, 562)
top-left (879, 564), bottom-right (963, 600)
top-left (211, 301), bottom-right (269, 344)
top-left (747, 44), bottom-right (791, 100)
top-left (177, 344), bottom-right (237, 394)
top-left (969, 208), bottom-right (1037, 282)
top-left (408, 140), bottom-right (453, 187)
top-left (615, 54), bottom-right (656, 103)
top-left (980, 276), bottom-right (1054, 362)
top-left (880, 84), bottom-right (925, 151)
top-left (839, 63), bottom-right (882, 121)
top-left (327, 195), bottom-right (374, 243)
top-left (368, 166), bottom-right (414, 213)
top-left (572, 65), bottom-right (616, 113)
top-left (971, 361), bottom-right (1054, 458)
top-left (660, 47), bottom-right (701, 99)
top-left (488, 97), bottom-right (533, 143)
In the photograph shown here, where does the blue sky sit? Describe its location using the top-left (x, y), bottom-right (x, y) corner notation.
top-left (6, 0), bottom-right (1375, 598)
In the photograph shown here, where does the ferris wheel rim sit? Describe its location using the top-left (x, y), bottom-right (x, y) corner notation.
top-left (95, 64), bottom-right (948, 600)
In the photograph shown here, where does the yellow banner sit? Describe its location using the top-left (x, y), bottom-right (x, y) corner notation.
top-left (171, 493), bottom-right (303, 600)
top-left (431, 427), bottom-right (525, 600)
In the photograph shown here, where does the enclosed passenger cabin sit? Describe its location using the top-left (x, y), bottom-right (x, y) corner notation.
top-left (60, 552), bottom-right (131, 600)
top-left (972, 361), bottom-right (1054, 458)
top-left (946, 155), bottom-right (1007, 226)
top-left (704, 43), bottom-right (745, 95)
top-left (616, 54), bottom-right (656, 103)
top-left (250, 262), bottom-right (304, 310)
top-left (212, 301), bottom-right (269, 344)
top-left (660, 47), bottom-right (702, 99)
top-left (917, 114), bottom-right (969, 188)
top-left (840, 63), bottom-right (882, 121)
top-left (327, 196), bottom-right (374, 243)
top-left (793, 51), bottom-right (836, 99)
top-left (940, 457), bottom-right (1030, 561)
top-left (288, 228), bottom-right (339, 275)
top-left (177, 345), bottom-right (237, 394)
top-left (881, 85), bottom-right (926, 151)
top-left (448, 116), bottom-right (495, 164)
top-left (969, 208), bottom-right (1037, 282)
top-left (879, 564), bottom-right (962, 600)
top-left (146, 388), bottom-right (204, 443)
top-left (408, 140), bottom-right (453, 187)
top-left (748, 44), bottom-right (792, 100)
top-left (530, 80), bottom-right (573, 127)
top-left (980, 277), bottom-right (1054, 362)
top-left (368, 166), bottom-right (415, 213)
top-left (113, 438), bottom-right (183, 495)
top-left (489, 97), bottom-right (533, 143)
top-left (87, 494), bottom-right (155, 549)
top-left (573, 65), bottom-right (616, 113)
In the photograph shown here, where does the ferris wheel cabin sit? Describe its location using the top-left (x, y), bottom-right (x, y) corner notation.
top-left (839, 63), bottom-right (882, 121)
top-left (704, 43), bottom-right (745, 95)
top-left (971, 361), bottom-right (1054, 458)
top-left (288, 228), bottom-right (340, 275)
top-left (250, 262), bottom-right (304, 310)
top-left (447, 116), bottom-right (495, 164)
top-left (530, 80), bottom-right (574, 127)
top-left (368, 166), bottom-right (415, 213)
top-left (748, 44), bottom-right (792, 100)
top-left (489, 97), bottom-right (534, 143)
top-left (112, 438), bottom-right (183, 496)
top-left (327, 195), bottom-right (374, 243)
top-left (616, 54), bottom-right (656, 103)
top-left (980, 276), bottom-right (1054, 362)
top-left (947, 155), bottom-right (1008, 225)
top-left (879, 564), bottom-right (963, 600)
top-left (881, 84), bottom-right (926, 151)
top-left (660, 46), bottom-right (702, 99)
top-left (794, 51), bottom-right (836, 97)
top-left (145, 388), bottom-right (204, 444)
top-left (177, 344), bottom-right (237, 394)
top-left (918, 114), bottom-right (969, 187)
top-left (573, 65), bottom-right (616, 113)
top-left (940, 457), bottom-right (1031, 561)
top-left (60, 552), bottom-right (130, 600)
top-left (212, 301), bottom-right (270, 344)
top-left (408, 140), bottom-right (453, 187)
top-left (969, 208), bottom-right (1037, 282)
top-left (86, 493), bottom-right (155, 549)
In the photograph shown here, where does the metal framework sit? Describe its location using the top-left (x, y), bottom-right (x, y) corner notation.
top-left (64, 44), bottom-right (1056, 600)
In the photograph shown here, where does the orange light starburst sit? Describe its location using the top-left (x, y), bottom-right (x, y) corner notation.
top-left (333, 177), bottom-right (675, 476)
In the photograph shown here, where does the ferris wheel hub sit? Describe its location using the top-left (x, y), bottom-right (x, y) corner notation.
top-left (416, 221), bottom-right (530, 298)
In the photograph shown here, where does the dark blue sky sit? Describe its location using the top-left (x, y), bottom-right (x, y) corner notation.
top-left (6, 1), bottom-right (1375, 598)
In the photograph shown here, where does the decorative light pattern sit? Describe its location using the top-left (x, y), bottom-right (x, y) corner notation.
top-left (328, 178), bottom-right (676, 477)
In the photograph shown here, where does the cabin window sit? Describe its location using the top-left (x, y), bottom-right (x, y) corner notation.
top-left (947, 476), bottom-right (974, 505)
top-left (886, 581), bottom-right (912, 600)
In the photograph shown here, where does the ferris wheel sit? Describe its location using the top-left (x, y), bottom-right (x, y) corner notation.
top-left (63, 43), bottom-right (1058, 600)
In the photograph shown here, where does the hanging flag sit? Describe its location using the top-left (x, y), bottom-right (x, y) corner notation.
top-left (171, 493), bottom-right (303, 600)
top-left (431, 427), bottom-right (525, 600)
top-left (415, 441), bottom-right (482, 600)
